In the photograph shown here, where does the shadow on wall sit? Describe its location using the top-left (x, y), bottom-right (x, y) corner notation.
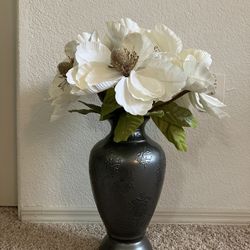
top-left (22, 82), bottom-right (107, 146)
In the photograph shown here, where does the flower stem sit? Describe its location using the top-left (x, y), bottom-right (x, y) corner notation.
top-left (152, 90), bottom-right (190, 110)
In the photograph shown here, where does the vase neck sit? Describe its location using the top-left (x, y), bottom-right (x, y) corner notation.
top-left (109, 117), bottom-right (149, 142)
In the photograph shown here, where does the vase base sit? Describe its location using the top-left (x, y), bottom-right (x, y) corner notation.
top-left (99, 235), bottom-right (152, 250)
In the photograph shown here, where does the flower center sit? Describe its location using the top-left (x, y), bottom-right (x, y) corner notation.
top-left (110, 48), bottom-right (139, 77)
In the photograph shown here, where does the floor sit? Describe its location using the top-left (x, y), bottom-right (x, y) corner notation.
top-left (0, 207), bottom-right (249, 249)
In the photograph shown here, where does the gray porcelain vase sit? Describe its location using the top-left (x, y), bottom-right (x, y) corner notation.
top-left (89, 118), bottom-right (166, 250)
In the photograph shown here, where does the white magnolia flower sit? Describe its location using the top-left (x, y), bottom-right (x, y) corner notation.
top-left (49, 41), bottom-right (80, 121)
top-left (66, 32), bottom-right (102, 96)
top-left (146, 24), bottom-right (214, 93)
top-left (175, 50), bottom-right (228, 118)
top-left (179, 48), bottom-right (214, 93)
top-left (67, 32), bottom-right (186, 115)
top-left (146, 24), bottom-right (215, 112)
top-left (66, 31), bottom-right (122, 95)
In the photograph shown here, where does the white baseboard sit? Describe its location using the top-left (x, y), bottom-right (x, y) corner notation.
top-left (20, 207), bottom-right (250, 225)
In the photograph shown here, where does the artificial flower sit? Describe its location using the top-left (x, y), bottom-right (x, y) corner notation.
top-left (178, 50), bottom-right (227, 118)
top-left (67, 31), bottom-right (186, 115)
top-left (49, 18), bottom-right (229, 150)
top-left (49, 40), bottom-right (79, 121)
top-left (147, 24), bottom-right (227, 118)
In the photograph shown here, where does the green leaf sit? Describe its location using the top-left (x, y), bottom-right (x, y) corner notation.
top-left (167, 125), bottom-right (187, 152)
top-left (97, 91), bottom-right (106, 102)
top-left (78, 101), bottom-right (101, 114)
top-left (152, 116), bottom-right (187, 151)
top-left (114, 113), bottom-right (144, 143)
top-left (69, 109), bottom-right (99, 115)
top-left (146, 110), bottom-right (165, 118)
top-left (154, 102), bottom-right (197, 128)
top-left (100, 88), bottom-right (121, 120)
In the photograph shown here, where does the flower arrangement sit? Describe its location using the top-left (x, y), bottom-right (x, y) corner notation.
top-left (49, 18), bottom-right (228, 151)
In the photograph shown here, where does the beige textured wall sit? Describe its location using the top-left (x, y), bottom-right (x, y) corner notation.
top-left (0, 0), bottom-right (17, 205)
top-left (18, 0), bottom-right (250, 214)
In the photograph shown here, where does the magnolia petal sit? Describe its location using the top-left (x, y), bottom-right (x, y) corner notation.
top-left (106, 21), bottom-right (127, 49)
top-left (49, 76), bottom-right (78, 121)
top-left (115, 77), bottom-right (153, 115)
top-left (66, 66), bottom-right (78, 85)
top-left (189, 92), bottom-right (205, 111)
top-left (70, 83), bottom-right (97, 95)
top-left (183, 56), bottom-right (215, 92)
top-left (88, 31), bottom-right (100, 42)
top-left (122, 32), bottom-right (154, 68)
top-left (106, 18), bottom-right (141, 49)
top-left (142, 52), bottom-right (186, 80)
top-left (199, 93), bottom-right (226, 108)
top-left (107, 21), bottom-right (127, 40)
top-left (161, 62), bottom-right (187, 84)
top-left (64, 40), bottom-right (78, 58)
top-left (199, 93), bottom-right (229, 118)
top-left (67, 65), bottom-right (89, 90)
top-left (85, 62), bottom-right (122, 92)
top-left (140, 53), bottom-right (186, 101)
top-left (180, 49), bottom-right (212, 68)
top-left (66, 64), bottom-right (93, 93)
top-left (183, 55), bottom-right (196, 75)
top-left (107, 18), bottom-right (140, 39)
top-left (127, 70), bottom-right (165, 101)
top-left (49, 74), bottom-right (66, 99)
top-left (122, 32), bottom-right (143, 54)
top-left (103, 34), bottom-right (113, 50)
top-left (77, 31), bottom-right (100, 44)
top-left (150, 24), bottom-right (183, 54)
top-left (75, 64), bottom-right (93, 83)
top-left (77, 32), bottom-right (91, 43)
top-left (68, 38), bottom-right (120, 94)
top-left (155, 67), bottom-right (186, 101)
top-left (120, 18), bottom-right (140, 33)
top-left (75, 41), bottom-right (111, 65)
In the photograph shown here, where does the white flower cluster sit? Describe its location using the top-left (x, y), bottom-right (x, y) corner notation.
top-left (49, 18), bottom-right (227, 120)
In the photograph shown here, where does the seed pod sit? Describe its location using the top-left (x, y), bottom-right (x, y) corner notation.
top-left (111, 48), bottom-right (129, 66)
top-left (111, 48), bottom-right (139, 77)
top-left (57, 60), bottom-right (73, 77)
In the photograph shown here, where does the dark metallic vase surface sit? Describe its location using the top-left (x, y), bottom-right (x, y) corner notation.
top-left (89, 119), bottom-right (166, 250)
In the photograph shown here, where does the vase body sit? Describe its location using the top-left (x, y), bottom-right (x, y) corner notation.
top-left (89, 119), bottom-right (166, 250)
